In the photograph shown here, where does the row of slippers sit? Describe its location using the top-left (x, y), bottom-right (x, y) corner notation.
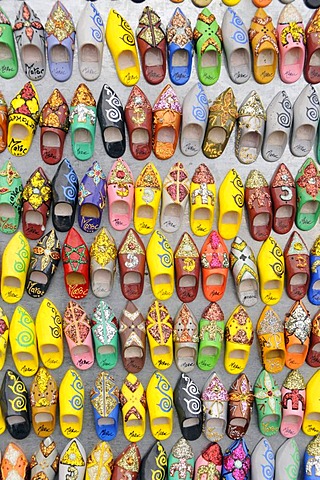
top-left (2, 79), bottom-right (320, 162)
top-left (1, 435), bottom-right (315, 480)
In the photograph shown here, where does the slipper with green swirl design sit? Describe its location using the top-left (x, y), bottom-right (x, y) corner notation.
top-left (9, 305), bottom-right (38, 377)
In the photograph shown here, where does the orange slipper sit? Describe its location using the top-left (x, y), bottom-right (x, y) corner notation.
top-left (200, 230), bottom-right (229, 302)
top-left (284, 301), bottom-right (312, 370)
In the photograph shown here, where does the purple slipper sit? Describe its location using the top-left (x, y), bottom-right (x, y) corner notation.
top-left (78, 161), bottom-right (107, 233)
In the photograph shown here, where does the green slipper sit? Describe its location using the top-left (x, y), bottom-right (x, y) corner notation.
top-left (193, 8), bottom-right (222, 86)
top-left (254, 369), bottom-right (282, 437)
top-left (0, 160), bottom-right (23, 233)
top-left (0, 7), bottom-right (18, 79)
top-left (168, 438), bottom-right (194, 480)
top-left (92, 300), bottom-right (118, 369)
top-left (70, 83), bottom-right (97, 161)
top-left (295, 157), bottom-right (320, 231)
top-left (197, 302), bottom-right (224, 371)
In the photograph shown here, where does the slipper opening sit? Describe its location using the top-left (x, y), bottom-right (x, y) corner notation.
top-left (206, 417), bottom-right (225, 432)
top-left (62, 414), bottom-right (80, 425)
top-left (0, 204), bottom-right (15, 219)
top-left (178, 276), bottom-right (196, 288)
top-left (312, 279), bottom-right (320, 291)
top-left (40, 344), bottom-right (59, 354)
top-left (260, 413), bottom-right (279, 424)
top-left (29, 271), bottom-right (48, 286)
top-left (118, 50), bottom-right (136, 71)
top-left (25, 210), bottom-right (44, 227)
top-left (300, 200), bottom-right (319, 215)
top-left (0, 43), bottom-right (13, 61)
top-left (98, 417), bottom-right (115, 426)
top-left (228, 348), bottom-right (247, 360)
top-left (126, 418), bottom-right (143, 427)
top-left (207, 126), bottom-right (226, 145)
top-left (305, 412), bottom-right (320, 423)
top-left (51, 45), bottom-right (69, 63)
top-left (239, 131), bottom-right (262, 156)
top-left (162, 204), bottom-right (183, 225)
top-left (71, 344), bottom-right (91, 356)
top-left (154, 345), bottom-right (170, 356)
top-left (6, 415), bottom-right (26, 426)
top-left (16, 351), bottom-right (35, 362)
top-left (104, 126), bottom-right (123, 144)
top-left (66, 272), bottom-right (86, 285)
top-left (263, 280), bottom-right (282, 292)
top-left (284, 48), bottom-right (303, 66)
top-left (201, 51), bottom-right (218, 69)
top-left (172, 50), bottom-right (189, 68)
top-left (201, 346), bottom-right (218, 357)
top-left (182, 124), bottom-right (203, 148)
top-left (132, 128), bottom-right (149, 145)
top-left (74, 128), bottom-right (92, 149)
top-left (3, 276), bottom-right (20, 288)
top-left (10, 123), bottom-right (28, 140)
top-left (274, 205), bottom-right (294, 219)
top-left (137, 204), bottom-right (154, 219)
top-left (264, 131), bottom-right (287, 157)
top-left (238, 279), bottom-right (257, 294)
top-left (124, 346), bottom-right (143, 358)
top-left (152, 417), bottom-right (170, 426)
top-left (54, 203), bottom-right (73, 217)
top-left (281, 413), bottom-right (301, 427)
top-left (154, 273), bottom-right (171, 286)
top-left (80, 44), bottom-right (99, 67)
top-left (287, 343), bottom-right (307, 355)
top-left (98, 345), bottom-right (115, 355)
top-left (206, 273), bottom-right (224, 286)
top-left (145, 48), bottom-right (163, 68)
top-left (221, 211), bottom-right (240, 226)
top-left (42, 131), bottom-right (61, 148)
top-left (21, 45), bottom-right (43, 66)
top-left (80, 204), bottom-right (100, 218)
top-left (289, 272), bottom-right (308, 287)
top-left (157, 126), bottom-right (175, 144)
top-left (257, 49), bottom-right (274, 67)
top-left (110, 200), bottom-right (129, 217)
top-left (123, 272), bottom-right (141, 285)
top-left (310, 49), bottom-right (320, 67)
top-left (92, 269), bottom-right (112, 294)
top-left (294, 124), bottom-right (315, 151)
top-left (253, 213), bottom-right (271, 227)
top-left (35, 412), bottom-right (53, 424)
top-left (229, 417), bottom-right (247, 429)
top-left (183, 417), bottom-right (201, 429)
top-left (177, 346), bottom-right (196, 359)
top-left (266, 349), bottom-right (285, 361)
top-left (230, 49), bottom-right (250, 69)
top-left (194, 207), bottom-right (211, 221)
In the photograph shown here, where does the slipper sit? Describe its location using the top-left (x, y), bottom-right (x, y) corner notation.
top-left (249, 8), bottom-right (278, 84)
top-left (173, 304), bottom-right (198, 373)
top-left (296, 158), bottom-right (320, 231)
top-left (303, 369), bottom-right (320, 436)
top-left (222, 439), bottom-right (251, 480)
top-left (227, 373), bottom-right (254, 439)
top-left (39, 89), bottom-right (70, 165)
top-left (180, 82), bottom-right (209, 156)
top-left (166, 8), bottom-right (193, 85)
top-left (256, 305), bottom-right (286, 374)
top-left (146, 230), bottom-right (174, 301)
top-left (190, 163), bottom-right (216, 237)
top-left (307, 310), bottom-right (320, 367)
top-left (62, 227), bottom-right (90, 300)
top-left (284, 300), bottom-right (312, 369)
top-left (275, 438), bottom-right (300, 480)
top-left (0, 92), bottom-right (7, 153)
top-left (59, 439), bottom-right (86, 480)
top-left (152, 84), bottom-right (182, 160)
top-left (277, 4), bottom-right (305, 84)
top-left (59, 368), bottom-right (84, 438)
top-left (291, 85), bottom-right (320, 157)
top-left (2, 444), bottom-right (28, 478)
top-left (112, 444), bottom-right (140, 480)
top-left (120, 373), bottom-right (147, 442)
top-left (200, 230), bottom-right (229, 302)
top-left (76, 2), bottom-right (104, 81)
top-left (45, 1), bottom-right (76, 82)
top-left (7, 81), bottom-right (40, 156)
top-left (174, 373), bottom-right (202, 441)
top-left (221, 8), bottom-right (251, 84)
top-left (78, 161), bottom-right (106, 234)
top-left (194, 8), bottom-right (222, 86)
top-left (0, 307), bottom-right (9, 371)
top-left (304, 435), bottom-right (320, 479)
top-left (271, 163), bottom-right (296, 234)
top-left (257, 236), bottom-right (285, 305)
top-left (30, 367), bottom-right (58, 437)
top-left (124, 85), bottom-right (152, 160)
top-left (146, 300), bottom-right (173, 370)
top-left (224, 305), bottom-right (253, 374)
top-left (168, 439), bottom-right (194, 480)
top-left (147, 371), bottom-right (173, 440)
top-left (309, 236), bottom-right (320, 305)
top-left (118, 229), bottom-right (146, 301)
top-left (218, 169), bottom-right (244, 240)
top-left (1, 231), bottom-right (30, 304)
top-left (0, 160), bottom-right (23, 234)
top-left (197, 302), bottom-right (224, 371)
top-left (107, 157), bottom-right (134, 231)
top-left (63, 301), bottom-right (94, 370)
top-left (35, 298), bottom-right (63, 370)
top-left (86, 442), bottom-right (113, 480)
top-left (230, 236), bottom-right (259, 307)
top-left (91, 300), bottom-right (118, 370)
top-left (161, 162), bottom-right (190, 233)
top-left (305, 9), bottom-right (320, 84)
top-left (70, 84), bottom-right (97, 161)
top-left (10, 305), bottom-right (38, 377)
top-left (120, 300), bottom-right (146, 373)
top-left (0, 7), bottom-right (18, 79)
top-left (245, 169), bottom-right (272, 242)
top-left (251, 438), bottom-right (274, 480)
top-left (134, 162), bottom-right (162, 235)
top-left (139, 442), bottom-right (167, 480)
top-left (31, 437), bottom-right (59, 480)
top-left (284, 231), bottom-right (310, 301)
top-left (13, 2), bottom-right (46, 81)
top-left (90, 227), bottom-right (117, 298)
top-left (195, 444), bottom-right (222, 479)
top-left (174, 232), bottom-right (200, 303)
top-left (202, 87), bottom-right (237, 159)
top-left (254, 369), bottom-right (281, 437)
top-left (51, 159), bottom-right (78, 232)
top-left (201, 372), bottom-right (228, 442)
top-left (22, 167), bottom-right (52, 240)
top-left (280, 369), bottom-right (305, 438)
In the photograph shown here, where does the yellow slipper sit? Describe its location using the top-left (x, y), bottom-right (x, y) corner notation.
top-left (257, 236), bottom-right (285, 305)
top-left (0, 405), bottom-right (5, 434)
top-left (120, 373), bottom-right (147, 442)
top-left (224, 304), bottom-right (253, 374)
top-left (10, 305), bottom-right (38, 377)
top-left (146, 230), bottom-right (174, 301)
top-left (85, 441), bottom-right (113, 480)
top-left (35, 298), bottom-right (63, 370)
top-left (0, 306), bottom-right (9, 370)
top-left (106, 10), bottom-right (140, 86)
top-left (146, 300), bottom-right (173, 370)
top-left (303, 369), bottom-right (320, 436)
top-left (59, 368), bottom-right (84, 438)
top-left (1, 231), bottom-right (30, 304)
top-left (190, 163), bottom-right (216, 236)
top-left (146, 371), bottom-right (173, 440)
top-left (134, 163), bottom-right (162, 235)
top-left (218, 169), bottom-right (244, 240)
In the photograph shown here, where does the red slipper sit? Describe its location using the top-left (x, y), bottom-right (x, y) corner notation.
top-left (62, 227), bottom-right (90, 299)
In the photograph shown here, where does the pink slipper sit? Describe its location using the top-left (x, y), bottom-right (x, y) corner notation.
top-left (195, 443), bottom-right (223, 478)
top-left (107, 158), bottom-right (134, 230)
top-left (63, 301), bottom-right (95, 370)
top-left (280, 370), bottom-right (305, 438)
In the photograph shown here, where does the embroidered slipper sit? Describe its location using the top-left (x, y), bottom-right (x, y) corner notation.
top-left (280, 369), bottom-right (305, 438)
top-left (218, 169), bottom-right (244, 240)
top-left (304, 435), bottom-right (320, 479)
top-left (63, 301), bottom-right (94, 370)
top-left (284, 300), bottom-right (311, 369)
top-left (45, 1), bottom-right (76, 82)
top-left (307, 310), bottom-right (320, 367)
top-left (271, 163), bottom-right (296, 234)
top-left (0, 160), bottom-right (23, 234)
top-left (230, 236), bottom-right (259, 307)
top-left (59, 368), bottom-right (84, 438)
top-left (224, 305), bottom-right (253, 374)
top-left (200, 230), bottom-right (229, 302)
top-left (120, 373), bottom-right (147, 442)
top-left (173, 304), bottom-right (198, 373)
top-left (166, 8), bottom-right (193, 85)
top-left (90, 371), bottom-right (119, 441)
top-left (284, 231), bottom-right (310, 301)
top-left (78, 161), bottom-right (106, 233)
top-left (174, 232), bottom-right (200, 303)
top-left (257, 305), bottom-right (286, 374)
top-left (257, 236), bottom-right (285, 305)
top-left (147, 371), bottom-right (173, 440)
top-left (86, 442), bottom-right (113, 480)
top-left (146, 230), bottom-right (174, 301)
top-left (201, 372), bottom-right (228, 442)
top-left (309, 236), bottom-right (320, 305)
top-left (91, 300), bottom-right (118, 370)
top-left (30, 367), bottom-right (58, 437)
top-left (124, 85), bottom-right (152, 160)
top-left (174, 373), bottom-right (202, 441)
top-left (146, 300), bottom-right (173, 370)
top-left (2, 443), bottom-right (28, 479)
top-left (1, 231), bottom-right (30, 304)
top-left (30, 437), bottom-right (59, 480)
top-left (70, 84), bottom-right (97, 161)
top-left (35, 298), bottom-right (63, 370)
top-left (254, 369), bottom-right (281, 437)
top-left (245, 170), bottom-right (272, 242)
top-left (62, 227), bottom-right (90, 300)
top-left (90, 227), bottom-right (117, 298)
top-left (134, 162), bottom-right (162, 235)
top-left (120, 301), bottom-right (146, 373)
top-left (112, 444), bottom-right (140, 480)
top-left (195, 443), bottom-right (222, 479)
top-left (197, 302), bottom-right (224, 371)
top-left (168, 438), bottom-right (194, 480)
top-left (190, 163), bottom-right (216, 237)
top-left (303, 369), bottom-right (320, 436)
top-left (118, 229), bottom-right (146, 301)
top-left (0, 7), bottom-right (18, 79)
top-left (107, 158), bottom-right (134, 231)
top-left (227, 373), bottom-right (254, 439)
top-left (296, 158), bottom-right (320, 231)
top-left (222, 439), bottom-right (251, 480)
top-left (10, 305), bottom-right (38, 377)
